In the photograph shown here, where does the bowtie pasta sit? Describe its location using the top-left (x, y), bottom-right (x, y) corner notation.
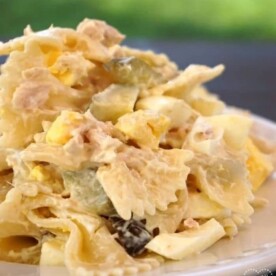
top-left (0, 19), bottom-right (274, 275)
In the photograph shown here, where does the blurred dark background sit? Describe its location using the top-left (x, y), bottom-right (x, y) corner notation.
top-left (0, 0), bottom-right (275, 121)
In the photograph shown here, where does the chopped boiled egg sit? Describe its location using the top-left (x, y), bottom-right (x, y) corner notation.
top-left (136, 95), bottom-right (197, 128)
top-left (90, 84), bottom-right (139, 123)
top-left (145, 218), bottom-right (225, 260)
top-left (115, 110), bottom-right (170, 149)
top-left (246, 138), bottom-right (273, 191)
top-left (29, 165), bottom-right (52, 182)
top-left (46, 111), bottom-right (85, 145)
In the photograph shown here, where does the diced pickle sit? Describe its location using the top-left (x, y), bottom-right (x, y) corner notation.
top-left (62, 169), bottom-right (114, 215)
top-left (104, 57), bottom-right (163, 87)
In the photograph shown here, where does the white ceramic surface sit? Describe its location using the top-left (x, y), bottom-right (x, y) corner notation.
top-left (0, 115), bottom-right (275, 276)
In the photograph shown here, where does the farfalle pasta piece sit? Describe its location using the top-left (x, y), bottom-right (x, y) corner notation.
top-left (0, 235), bottom-right (41, 265)
top-left (21, 144), bottom-right (88, 171)
top-left (6, 152), bottom-right (63, 196)
top-left (219, 213), bottom-right (251, 237)
top-left (25, 198), bottom-right (160, 276)
top-left (22, 132), bottom-right (121, 171)
top-left (0, 188), bottom-right (41, 264)
top-left (0, 188), bottom-right (40, 238)
top-left (186, 86), bottom-right (225, 116)
top-left (144, 190), bottom-right (188, 234)
top-left (191, 155), bottom-right (254, 216)
top-left (32, 27), bottom-right (111, 62)
top-left (141, 64), bottom-right (224, 98)
top-left (0, 27), bottom-right (61, 55)
top-left (97, 147), bottom-right (193, 220)
top-left (68, 226), bottom-right (161, 276)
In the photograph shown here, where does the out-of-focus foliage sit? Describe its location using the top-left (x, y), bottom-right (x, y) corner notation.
top-left (1, 0), bottom-right (276, 40)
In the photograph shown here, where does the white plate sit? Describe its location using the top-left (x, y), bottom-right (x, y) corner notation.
top-left (0, 114), bottom-right (276, 276)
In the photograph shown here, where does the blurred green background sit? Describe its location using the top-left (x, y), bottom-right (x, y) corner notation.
top-left (1, 0), bottom-right (276, 40)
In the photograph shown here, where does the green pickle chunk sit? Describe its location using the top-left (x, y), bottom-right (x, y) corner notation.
top-left (104, 57), bottom-right (163, 87)
top-left (62, 169), bottom-right (114, 215)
